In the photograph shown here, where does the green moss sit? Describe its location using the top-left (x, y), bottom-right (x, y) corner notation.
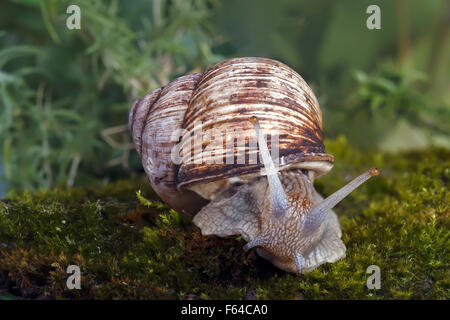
top-left (0, 137), bottom-right (448, 299)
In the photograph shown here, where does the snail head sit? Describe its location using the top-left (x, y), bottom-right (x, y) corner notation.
top-left (193, 117), bottom-right (379, 274)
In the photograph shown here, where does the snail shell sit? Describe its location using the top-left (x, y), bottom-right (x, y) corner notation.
top-left (130, 57), bottom-right (333, 207)
top-left (129, 73), bottom-right (207, 215)
top-left (129, 57), bottom-right (375, 274)
top-left (178, 57), bottom-right (334, 194)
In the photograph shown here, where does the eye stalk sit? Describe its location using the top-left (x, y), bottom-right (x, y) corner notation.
top-left (303, 167), bottom-right (380, 234)
top-left (250, 116), bottom-right (288, 218)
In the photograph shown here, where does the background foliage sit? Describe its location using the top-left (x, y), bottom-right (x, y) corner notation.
top-left (0, 0), bottom-right (449, 192)
top-left (0, 0), bottom-right (220, 192)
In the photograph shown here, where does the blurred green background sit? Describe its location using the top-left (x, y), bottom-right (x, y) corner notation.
top-left (0, 0), bottom-right (449, 194)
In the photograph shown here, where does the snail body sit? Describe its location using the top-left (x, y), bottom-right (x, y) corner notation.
top-left (129, 57), bottom-right (378, 274)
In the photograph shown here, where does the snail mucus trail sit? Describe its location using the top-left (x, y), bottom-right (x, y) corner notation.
top-left (193, 116), bottom-right (379, 274)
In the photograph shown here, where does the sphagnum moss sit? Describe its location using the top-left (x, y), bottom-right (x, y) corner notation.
top-left (0, 138), bottom-right (449, 300)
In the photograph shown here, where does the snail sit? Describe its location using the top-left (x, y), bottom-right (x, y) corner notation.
top-left (129, 57), bottom-right (379, 274)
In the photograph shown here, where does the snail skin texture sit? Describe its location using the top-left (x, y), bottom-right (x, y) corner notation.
top-left (129, 57), bottom-right (379, 274)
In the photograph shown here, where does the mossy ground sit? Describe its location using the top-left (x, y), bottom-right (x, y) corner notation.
top-left (0, 137), bottom-right (448, 300)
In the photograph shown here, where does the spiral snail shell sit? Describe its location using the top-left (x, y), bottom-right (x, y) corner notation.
top-left (129, 57), bottom-right (378, 274)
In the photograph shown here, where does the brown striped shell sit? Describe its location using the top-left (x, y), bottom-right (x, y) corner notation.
top-left (129, 57), bottom-right (334, 215)
top-left (129, 73), bottom-right (207, 215)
